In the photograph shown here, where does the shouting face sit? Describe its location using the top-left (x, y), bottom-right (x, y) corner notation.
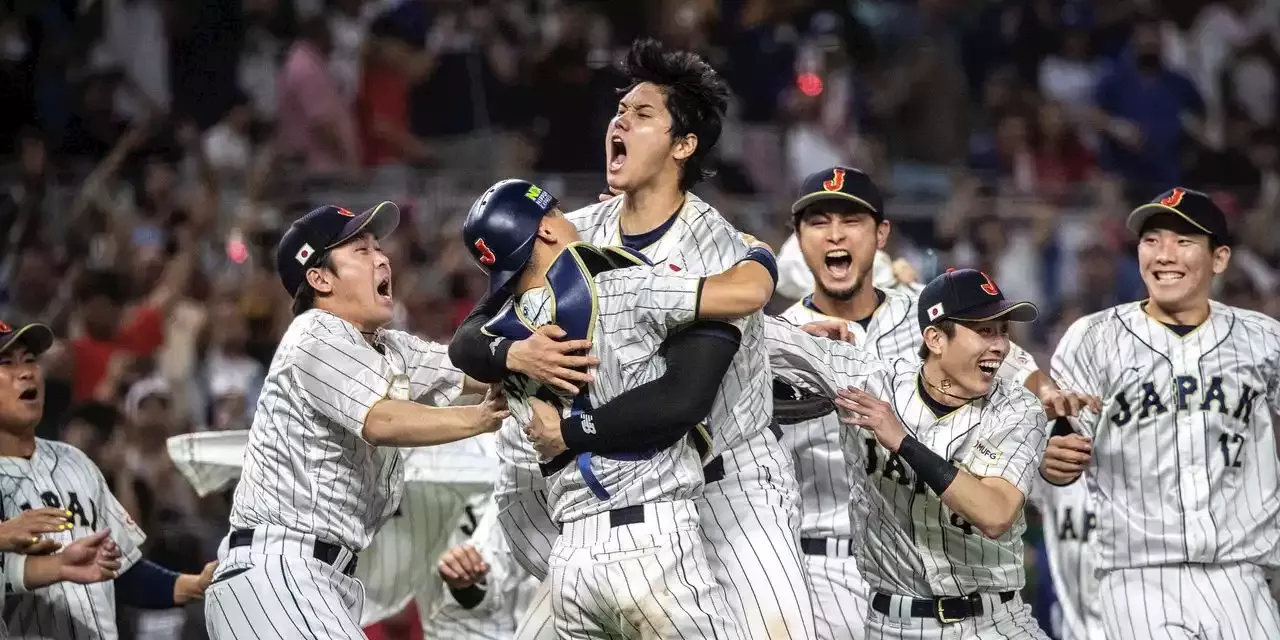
top-left (796, 204), bottom-right (888, 301)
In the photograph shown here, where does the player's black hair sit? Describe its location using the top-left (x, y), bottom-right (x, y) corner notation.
top-left (918, 319), bottom-right (958, 360)
top-left (291, 251), bottom-right (336, 316)
top-left (619, 38), bottom-right (730, 192)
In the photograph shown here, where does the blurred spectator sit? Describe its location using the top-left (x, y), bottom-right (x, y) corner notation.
top-left (89, 0), bottom-right (171, 120)
top-left (357, 12), bottom-right (431, 170)
top-left (1038, 9), bottom-right (1105, 138)
top-left (329, 0), bottom-right (379, 105)
top-left (1188, 0), bottom-right (1280, 148)
top-left (202, 92), bottom-right (256, 178)
top-left (275, 16), bottom-right (359, 177)
top-left (1032, 100), bottom-right (1097, 201)
top-left (1091, 14), bottom-right (1205, 199)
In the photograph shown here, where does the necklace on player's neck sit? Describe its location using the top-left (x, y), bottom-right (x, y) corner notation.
top-left (920, 369), bottom-right (984, 405)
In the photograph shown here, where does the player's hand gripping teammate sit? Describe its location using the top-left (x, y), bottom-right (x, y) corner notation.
top-left (438, 544), bottom-right (491, 590)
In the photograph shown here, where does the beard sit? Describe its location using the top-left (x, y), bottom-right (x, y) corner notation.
top-left (817, 271), bottom-right (865, 302)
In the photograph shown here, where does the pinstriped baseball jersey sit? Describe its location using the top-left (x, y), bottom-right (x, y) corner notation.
top-left (1, 439), bottom-right (147, 640)
top-left (230, 309), bottom-right (465, 553)
top-left (1029, 474), bottom-right (1102, 640)
top-left (563, 193), bottom-right (773, 457)
top-left (774, 292), bottom-right (1042, 541)
top-left (1050, 300), bottom-right (1280, 571)
top-left (765, 326), bottom-right (1049, 596)
top-left (502, 262), bottom-right (707, 523)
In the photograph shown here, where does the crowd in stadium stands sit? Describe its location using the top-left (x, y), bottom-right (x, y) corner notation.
top-left (0, 0), bottom-right (1277, 638)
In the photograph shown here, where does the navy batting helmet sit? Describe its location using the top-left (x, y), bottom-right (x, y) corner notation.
top-left (462, 179), bottom-right (560, 294)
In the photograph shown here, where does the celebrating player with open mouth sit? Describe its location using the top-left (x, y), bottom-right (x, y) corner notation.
top-left (1045, 188), bottom-right (1280, 640)
top-left (0, 321), bottom-right (214, 640)
top-left (450, 39), bottom-right (814, 639)
top-left (458, 177), bottom-right (782, 638)
top-left (766, 268), bottom-right (1052, 638)
top-left (202, 202), bottom-right (508, 640)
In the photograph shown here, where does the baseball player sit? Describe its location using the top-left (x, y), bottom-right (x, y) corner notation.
top-left (765, 268), bottom-right (1051, 638)
top-left (458, 178), bottom-right (782, 637)
top-left (0, 321), bottom-right (215, 640)
top-left (773, 166), bottom-right (1093, 639)
top-left (1045, 188), bottom-right (1280, 640)
top-left (203, 202), bottom-right (509, 640)
top-left (425, 494), bottom-right (541, 639)
top-left (449, 38), bottom-right (814, 640)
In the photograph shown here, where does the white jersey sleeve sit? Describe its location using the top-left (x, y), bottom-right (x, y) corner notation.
top-left (594, 265), bottom-right (702, 332)
top-left (761, 315), bottom-right (887, 398)
top-left (292, 334), bottom-right (391, 437)
top-left (776, 233), bottom-right (814, 301)
top-left (1049, 315), bottom-right (1108, 437)
top-left (389, 332), bottom-right (466, 406)
top-left (962, 388), bottom-right (1050, 496)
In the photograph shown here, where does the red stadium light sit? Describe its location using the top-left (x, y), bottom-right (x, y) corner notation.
top-left (797, 73), bottom-right (823, 97)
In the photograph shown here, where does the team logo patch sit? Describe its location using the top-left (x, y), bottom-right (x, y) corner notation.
top-left (336, 207), bottom-right (355, 217)
top-left (1160, 188), bottom-right (1186, 208)
top-left (295, 243), bottom-right (315, 266)
top-left (979, 271), bottom-right (999, 296)
top-left (970, 438), bottom-right (1003, 465)
top-left (525, 185), bottom-right (555, 210)
top-left (927, 303), bottom-right (944, 320)
top-left (581, 414), bottom-right (596, 434)
top-left (474, 238), bottom-right (496, 266)
top-left (823, 168), bottom-right (846, 192)
top-left (669, 264), bottom-right (682, 272)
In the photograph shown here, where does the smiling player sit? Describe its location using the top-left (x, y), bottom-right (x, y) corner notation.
top-left (774, 166), bottom-right (1092, 639)
top-left (1045, 188), bottom-right (1280, 640)
top-left (765, 268), bottom-right (1051, 638)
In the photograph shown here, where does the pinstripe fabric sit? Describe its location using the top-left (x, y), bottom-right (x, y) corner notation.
top-left (424, 495), bottom-right (541, 639)
top-left (1051, 301), bottom-right (1280, 570)
top-left (228, 309), bottom-right (465, 554)
top-left (500, 255), bottom-right (740, 637)
top-left (563, 193), bottom-right (815, 640)
top-left (549, 501), bottom-right (743, 639)
top-left (204, 528), bottom-right (368, 640)
top-left (1028, 475), bottom-right (1104, 640)
top-left (503, 267), bottom-right (706, 523)
top-left (764, 325), bottom-right (1048, 597)
top-left (1, 439), bottom-right (147, 640)
top-left (1098, 564), bottom-right (1280, 640)
top-left (1051, 301), bottom-right (1280, 638)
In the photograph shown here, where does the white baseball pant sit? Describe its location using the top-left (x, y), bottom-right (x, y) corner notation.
top-left (549, 500), bottom-right (743, 639)
top-left (513, 579), bottom-right (558, 640)
top-left (1099, 563), bottom-right (1280, 640)
top-left (495, 484), bottom-right (557, 582)
top-left (204, 526), bottom-right (365, 640)
top-left (864, 592), bottom-right (1047, 639)
top-left (699, 424), bottom-right (816, 640)
top-left (802, 548), bottom-right (869, 639)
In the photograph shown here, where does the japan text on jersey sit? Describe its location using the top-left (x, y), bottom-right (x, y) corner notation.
top-left (1051, 301), bottom-right (1280, 570)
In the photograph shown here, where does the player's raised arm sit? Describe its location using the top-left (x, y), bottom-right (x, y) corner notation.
top-left (293, 336), bottom-right (508, 447)
top-left (839, 385), bottom-right (1048, 539)
top-left (691, 247), bottom-right (777, 319)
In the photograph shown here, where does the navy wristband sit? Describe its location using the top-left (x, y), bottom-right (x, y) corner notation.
top-left (742, 247), bottom-right (778, 288)
top-left (897, 436), bottom-right (959, 496)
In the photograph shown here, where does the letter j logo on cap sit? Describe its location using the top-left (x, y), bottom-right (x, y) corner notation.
top-left (474, 239), bottom-right (496, 266)
top-left (823, 168), bottom-right (846, 192)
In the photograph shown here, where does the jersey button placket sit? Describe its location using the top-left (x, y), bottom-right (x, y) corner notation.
top-left (1171, 345), bottom-right (1215, 561)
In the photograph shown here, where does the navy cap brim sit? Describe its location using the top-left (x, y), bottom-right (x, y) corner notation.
top-left (791, 191), bottom-right (879, 216)
top-left (328, 201), bottom-right (401, 249)
top-left (1125, 203), bottom-right (1214, 238)
top-left (0, 323), bottom-right (55, 357)
top-left (949, 300), bottom-right (1039, 324)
